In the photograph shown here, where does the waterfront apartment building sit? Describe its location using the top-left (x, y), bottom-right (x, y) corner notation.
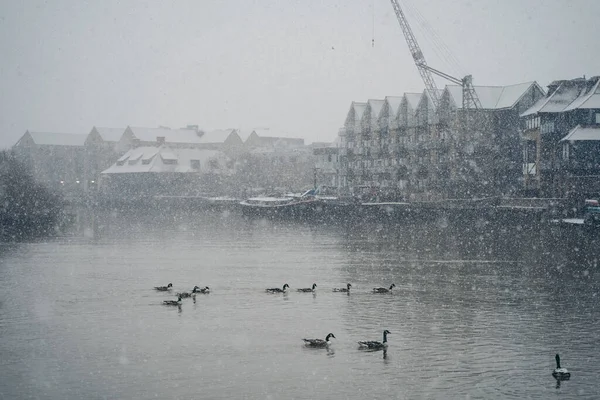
top-left (520, 76), bottom-right (600, 198)
top-left (338, 81), bottom-right (544, 200)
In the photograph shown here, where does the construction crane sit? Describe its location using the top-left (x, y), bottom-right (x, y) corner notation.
top-left (389, 0), bottom-right (482, 111)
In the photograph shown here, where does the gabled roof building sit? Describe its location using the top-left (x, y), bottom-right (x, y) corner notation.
top-left (12, 130), bottom-right (87, 194)
top-left (520, 76), bottom-right (600, 198)
top-left (336, 80), bottom-right (546, 200)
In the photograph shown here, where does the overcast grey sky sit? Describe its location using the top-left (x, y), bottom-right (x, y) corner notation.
top-left (1, 0), bottom-right (599, 148)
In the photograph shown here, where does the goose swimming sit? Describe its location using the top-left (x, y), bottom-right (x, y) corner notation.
top-left (195, 286), bottom-right (210, 294)
top-left (358, 330), bottom-right (391, 350)
top-left (163, 296), bottom-right (182, 306)
top-left (552, 354), bottom-right (571, 380)
top-left (373, 284), bottom-right (395, 293)
top-left (266, 284), bottom-right (289, 293)
top-left (177, 286), bottom-right (203, 298)
top-left (154, 283), bottom-right (173, 291)
top-left (303, 333), bottom-right (336, 348)
top-left (297, 283), bottom-right (317, 292)
top-left (333, 283), bottom-right (352, 293)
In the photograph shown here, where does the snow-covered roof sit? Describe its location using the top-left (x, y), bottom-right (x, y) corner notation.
top-left (384, 96), bottom-right (403, 117)
top-left (522, 77), bottom-right (600, 117)
top-left (93, 127), bottom-right (124, 142)
top-left (367, 99), bottom-right (385, 119)
top-left (197, 129), bottom-right (237, 144)
top-left (351, 102), bottom-right (367, 122)
top-left (445, 82), bottom-right (538, 110)
top-left (236, 130), bottom-right (254, 142)
top-left (250, 128), bottom-right (304, 148)
top-left (27, 131), bottom-right (87, 146)
top-left (404, 93), bottom-right (422, 112)
top-left (418, 89), bottom-right (444, 111)
top-left (102, 146), bottom-right (229, 174)
top-left (127, 126), bottom-right (202, 144)
top-left (495, 82), bottom-right (540, 109)
top-left (563, 78), bottom-right (600, 111)
top-left (560, 125), bottom-right (600, 142)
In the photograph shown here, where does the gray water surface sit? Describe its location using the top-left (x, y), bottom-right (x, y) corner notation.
top-left (1, 211), bottom-right (599, 399)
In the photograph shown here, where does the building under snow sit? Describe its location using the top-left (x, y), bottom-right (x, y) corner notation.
top-left (100, 145), bottom-right (233, 197)
top-left (338, 81), bottom-right (545, 200)
top-left (521, 76), bottom-right (600, 198)
top-left (12, 130), bottom-right (88, 197)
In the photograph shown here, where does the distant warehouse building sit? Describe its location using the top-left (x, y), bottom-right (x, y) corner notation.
top-left (12, 131), bottom-right (87, 196)
top-left (100, 145), bottom-right (234, 198)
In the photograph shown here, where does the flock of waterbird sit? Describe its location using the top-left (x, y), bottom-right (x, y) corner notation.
top-left (153, 281), bottom-right (571, 382)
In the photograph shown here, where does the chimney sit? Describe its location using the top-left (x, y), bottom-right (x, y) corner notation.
top-left (156, 136), bottom-right (166, 145)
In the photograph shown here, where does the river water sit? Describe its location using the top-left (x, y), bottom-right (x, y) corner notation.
top-left (1, 209), bottom-right (599, 399)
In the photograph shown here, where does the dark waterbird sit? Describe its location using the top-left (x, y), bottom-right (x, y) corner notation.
top-left (154, 283), bottom-right (173, 291)
top-left (303, 333), bottom-right (336, 348)
top-left (266, 284), bottom-right (289, 293)
top-left (297, 283), bottom-right (317, 292)
top-left (177, 286), bottom-right (209, 298)
top-left (163, 296), bottom-right (182, 306)
top-left (358, 330), bottom-right (391, 350)
top-left (333, 283), bottom-right (352, 293)
top-left (373, 284), bottom-right (395, 293)
top-left (552, 354), bottom-right (571, 380)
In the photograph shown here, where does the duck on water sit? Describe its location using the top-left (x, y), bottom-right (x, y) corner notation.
top-left (303, 333), bottom-right (336, 348)
top-left (373, 284), bottom-right (395, 293)
top-left (358, 330), bottom-right (391, 350)
top-left (266, 284), bottom-right (289, 293)
top-left (154, 283), bottom-right (173, 291)
top-left (163, 296), bottom-right (182, 306)
top-left (297, 283), bottom-right (317, 293)
top-left (177, 286), bottom-right (210, 298)
top-left (552, 354), bottom-right (571, 380)
top-left (333, 283), bottom-right (352, 293)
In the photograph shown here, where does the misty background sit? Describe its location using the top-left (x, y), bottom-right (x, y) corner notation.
top-left (1, 0), bottom-right (599, 149)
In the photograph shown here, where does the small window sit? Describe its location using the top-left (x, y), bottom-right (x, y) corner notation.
top-left (327, 154), bottom-right (332, 162)
top-left (190, 159), bottom-right (200, 170)
top-left (562, 143), bottom-right (570, 160)
top-left (596, 112), bottom-right (600, 124)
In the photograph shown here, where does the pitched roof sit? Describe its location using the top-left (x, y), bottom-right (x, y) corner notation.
top-left (127, 127), bottom-right (202, 144)
top-left (367, 99), bottom-right (385, 119)
top-left (236, 130), bottom-right (254, 142)
top-left (404, 93), bottom-right (422, 111)
top-left (563, 77), bottom-right (600, 111)
top-left (495, 82), bottom-right (541, 109)
top-left (560, 125), bottom-right (600, 142)
top-left (351, 102), bottom-right (367, 122)
top-left (445, 82), bottom-right (538, 110)
top-left (27, 131), bottom-right (87, 146)
top-left (384, 96), bottom-right (403, 117)
top-left (102, 146), bottom-right (228, 174)
top-left (93, 127), bottom-right (124, 142)
top-left (197, 129), bottom-right (237, 144)
top-left (521, 77), bottom-right (599, 117)
top-left (418, 89), bottom-right (444, 111)
top-left (254, 129), bottom-right (304, 146)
